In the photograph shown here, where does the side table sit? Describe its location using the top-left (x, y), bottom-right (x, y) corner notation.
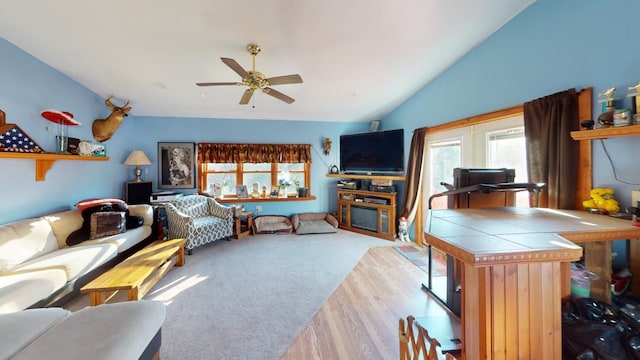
top-left (233, 211), bottom-right (254, 239)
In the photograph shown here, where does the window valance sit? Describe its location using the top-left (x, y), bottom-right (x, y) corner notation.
top-left (197, 143), bottom-right (312, 164)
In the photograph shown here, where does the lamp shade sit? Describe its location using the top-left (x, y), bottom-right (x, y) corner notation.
top-left (124, 150), bottom-right (151, 166)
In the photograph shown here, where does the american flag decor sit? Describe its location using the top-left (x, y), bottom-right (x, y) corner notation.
top-left (0, 124), bottom-right (42, 153)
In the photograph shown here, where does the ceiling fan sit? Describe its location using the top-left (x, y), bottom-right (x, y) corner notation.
top-left (196, 44), bottom-right (303, 105)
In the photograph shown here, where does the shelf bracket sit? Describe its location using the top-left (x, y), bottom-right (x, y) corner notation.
top-left (35, 159), bottom-right (55, 181)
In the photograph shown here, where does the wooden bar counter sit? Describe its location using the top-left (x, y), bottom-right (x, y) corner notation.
top-left (425, 207), bottom-right (640, 360)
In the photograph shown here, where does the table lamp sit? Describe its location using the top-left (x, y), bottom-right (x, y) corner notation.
top-left (124, 150), bottom-right (151, 182)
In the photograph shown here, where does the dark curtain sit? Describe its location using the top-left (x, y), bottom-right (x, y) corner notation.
top-left (400, 127), bottom-right (428, 223)
top-left (198, 143), bottom-right (311, 164)
top-left (523, 89), bottom-right (579, 209)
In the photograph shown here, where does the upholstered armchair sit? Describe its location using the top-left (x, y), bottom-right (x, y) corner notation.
top-left (164, 195), bottom-right (233, 254)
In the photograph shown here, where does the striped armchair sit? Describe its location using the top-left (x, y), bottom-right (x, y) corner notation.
top-left (164, 195), bottom-right (233, 254)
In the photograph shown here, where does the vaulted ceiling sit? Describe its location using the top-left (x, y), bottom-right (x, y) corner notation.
top-left (0, 0), bottom-right (534, 122)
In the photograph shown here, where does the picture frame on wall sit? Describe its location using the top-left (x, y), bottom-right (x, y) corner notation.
top-left (158, 142), bottom-right (196, 189)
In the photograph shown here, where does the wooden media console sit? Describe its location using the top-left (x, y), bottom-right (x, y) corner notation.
top-left (337, 189), bottom-right (396, 240)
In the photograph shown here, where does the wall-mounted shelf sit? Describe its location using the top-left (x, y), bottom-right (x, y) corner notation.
top-left (326, 173), bottom-right (405, 181)
top-left (571, 124), bottom-right (640, 140)
top-left (0, 152), bottom-right (109, 181)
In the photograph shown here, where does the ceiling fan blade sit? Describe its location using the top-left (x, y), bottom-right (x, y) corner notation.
top-left (196, 82), bottom-right (241, 86)
top-left (263, 87), bottom-right (295, 104)
top-left (221, 57), bottom-right (250, 79)
top-left (266, 74), bottom-right (303, 86)
top-left (239, 88), bottom-right (255, 105)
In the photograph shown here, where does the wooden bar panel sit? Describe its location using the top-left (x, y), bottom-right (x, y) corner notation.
top-left (516, 263), bottom-right (531, 359)
top-left (528, 262), bottom-right (543, 359)
top-left (491, 265), bottom-right (506, 360)
top-left (461, 263), bottom-right (481, 360)
top-left (583, 241), bottom-right (611, 303)
top-left (461, 262), bottom-right (562, 359)
top-left (462, 262), bottom-right (562, 360)
top-left (504, 264), bottom-right (518, 360)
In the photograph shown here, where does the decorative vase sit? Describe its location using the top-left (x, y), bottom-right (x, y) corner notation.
top-left (55, 124), bottom-right (68, 154)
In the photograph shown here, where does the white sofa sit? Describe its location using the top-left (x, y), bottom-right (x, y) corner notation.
top-left (0, 204), bottom-right (154, 314)
top-left (0, 300), bottom-right (165, 360)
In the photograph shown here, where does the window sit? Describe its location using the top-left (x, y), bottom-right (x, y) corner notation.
top-left (196, 142), bottom-right (312, 199)
top-left (425, 114), bottom-right (527, 210)
top-left (199, 162), bottom-right (310, 198)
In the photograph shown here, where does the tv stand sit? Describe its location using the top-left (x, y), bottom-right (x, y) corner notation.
top-left (336, 189), bottom-right (396, 240)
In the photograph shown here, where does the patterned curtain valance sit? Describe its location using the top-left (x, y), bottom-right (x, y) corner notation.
top-left (198, 143), bottom-right (312, 164)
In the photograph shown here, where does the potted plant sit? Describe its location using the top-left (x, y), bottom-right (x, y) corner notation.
top-left (278, 178), bottom-right (292, 197)
top-left (293, 179), bottom-right (308, 197)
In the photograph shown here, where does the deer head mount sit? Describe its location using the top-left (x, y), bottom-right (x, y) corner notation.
top-left (91, 96), bottom-right (131, 142)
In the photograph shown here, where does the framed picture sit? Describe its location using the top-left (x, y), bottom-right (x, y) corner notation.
top-left (236, 185), bottom-right (249, 199)
top-left (270, 185), bottom-right (280, 198)
top-left (158, 142), bottom-right (196, 189)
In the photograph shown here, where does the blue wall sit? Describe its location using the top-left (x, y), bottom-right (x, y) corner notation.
top-left (3, 0), bottom-right (640, 225)
top-left (0, 38), bottom-right (365, 224)
top-left (383, 0), bottom-right (640, 211)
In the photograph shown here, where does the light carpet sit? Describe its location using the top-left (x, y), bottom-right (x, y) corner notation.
top-left (64, 230), bottom-right (396, 360)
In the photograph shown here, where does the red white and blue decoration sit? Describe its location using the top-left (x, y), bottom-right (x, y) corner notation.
top-left (0, 109), bottom-right (43, 153)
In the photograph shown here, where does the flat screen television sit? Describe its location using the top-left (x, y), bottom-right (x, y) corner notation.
top-left (340, 129), bottom-right (404, 175)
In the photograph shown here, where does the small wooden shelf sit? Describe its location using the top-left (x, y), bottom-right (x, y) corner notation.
top-left (326, 173), bottom-right (405, 181)
top-left (571, 124), bottom-right (640, 140)
top-left (0, 152), bottom-right (109, 181)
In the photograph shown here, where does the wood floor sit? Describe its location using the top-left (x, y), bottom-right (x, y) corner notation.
top-left (281, 245), bottom-right (453, 360)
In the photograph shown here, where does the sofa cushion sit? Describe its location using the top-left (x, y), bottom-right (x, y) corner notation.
top-left (80, 225), bottom-right (152, 253)
top-left (0, 269), bottom-right (68, 314)
top-left (0, 307), bottom-right (70, 359)
top-left (89, 211), bottom-right (127, 239)
top-left (43, 210), bottom-right (84, 249)
top-left (12, 244), bottom-right (118, 281)
top-left (13, 300), bottom-right (166, 360)
top-left (0, 218), bottom-right (58, 271)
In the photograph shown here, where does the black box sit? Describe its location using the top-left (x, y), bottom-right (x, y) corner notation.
top-left (368, 185), bottom-right (396, 193)
top-left (337, 180), bottom-right (361, 190)
top-left (125, 181), bottom-right (152, 205)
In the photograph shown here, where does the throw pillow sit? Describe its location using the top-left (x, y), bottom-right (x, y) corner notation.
top-left (75, 198), bottom-right (127, 211)
top-left (66, 203), bottom-right (132, 246)
top-left (66, 227), bottom-right (89, 246)
top-left (126, 215), bottom-right (144, 230)
top-left (89, 212), bottom-right (126, 239)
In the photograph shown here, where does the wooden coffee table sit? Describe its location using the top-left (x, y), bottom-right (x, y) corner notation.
top-left (81, 238), bottom-right (186, 306)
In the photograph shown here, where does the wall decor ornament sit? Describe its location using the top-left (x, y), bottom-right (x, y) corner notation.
top-left (0, 109), bottom-right (42, 153)
top-left (322, 137), bottom-right (332, 155)
top-left (158, 142), bottom-right (196, 189)
top-left (92, 96), bottom-right (131, 143)
top-left (41, 109), bottom-right (81, 154)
